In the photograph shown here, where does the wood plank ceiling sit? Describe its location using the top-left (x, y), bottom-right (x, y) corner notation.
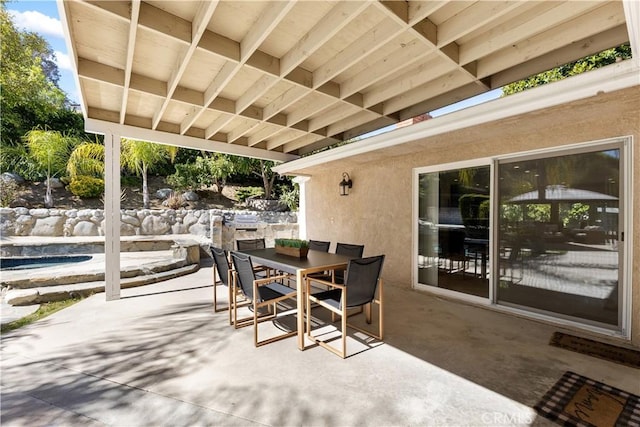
top-left (61, 1), bottom-right (630, 160)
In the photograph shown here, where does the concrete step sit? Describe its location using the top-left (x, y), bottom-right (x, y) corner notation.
top-left (4, 264), bottom-right (200, 306)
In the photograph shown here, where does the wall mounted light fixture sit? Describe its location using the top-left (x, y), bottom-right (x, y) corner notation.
top-left (339, 172), bottom-right (352, 196)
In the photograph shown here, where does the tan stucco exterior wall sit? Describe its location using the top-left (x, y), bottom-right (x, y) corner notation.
top-left (302, 86), bottom-right (640, 346)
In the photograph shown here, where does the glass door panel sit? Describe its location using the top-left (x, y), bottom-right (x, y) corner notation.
top-left (417, 165), bottom-right (491, 298)
top-left (497, 148), bottom-right (621, 327)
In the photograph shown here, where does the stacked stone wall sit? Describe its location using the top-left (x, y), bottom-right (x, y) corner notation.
top-left (0, 208), bottom-right (298, 250)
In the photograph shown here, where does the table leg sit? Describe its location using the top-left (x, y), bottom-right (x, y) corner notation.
top-left (296, 269), bottom-right (304, 350)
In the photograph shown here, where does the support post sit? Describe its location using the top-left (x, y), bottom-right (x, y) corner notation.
top-left (104, 132), bottom-right (121, 301)
top-left (293, 176), bottom-right (310, 240)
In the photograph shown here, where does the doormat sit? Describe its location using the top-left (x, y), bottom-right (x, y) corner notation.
top-left (534, 371), bottom-right (640, 427)
top-left (550, 332), bottom-right (640, 369)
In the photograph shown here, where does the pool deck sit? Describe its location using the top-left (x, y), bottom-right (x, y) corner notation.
top-left (1, 235), bottom-right (206, 315)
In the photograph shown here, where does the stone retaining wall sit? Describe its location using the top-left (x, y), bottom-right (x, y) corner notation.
top-left (0, 208), bottom-right (298, 250)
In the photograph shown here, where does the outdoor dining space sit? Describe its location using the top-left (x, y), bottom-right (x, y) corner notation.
top-left (212, 239), bottom-right (384, 358)
top-left (2, 255), bottom-right (638, 426)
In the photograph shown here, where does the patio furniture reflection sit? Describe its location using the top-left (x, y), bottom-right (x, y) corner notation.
top-left (306, 255), bottom-right (385, 358)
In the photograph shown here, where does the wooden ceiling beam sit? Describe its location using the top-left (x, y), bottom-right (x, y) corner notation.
top-left (491, 25), bottom-right (630, 89)
top-left (312, 18), bottom-right (404, 88)
top-left (383, 71), bottom-right (473, 115)
top-left (119, 0), bottom-right (140, 124)
top-left (460, 1), bottom-right (604, 66)
top-left (477, 2), bottom-right (626, 78)
top-left (152, 0), bottom-right (219, 129)
top-left (280, 1), bottom-right (370, 77)
top-left (340, 39), bottom-right (429, 98)
top-left (407, 1), bottom-right (448, 26)
top-left (436, 1), bottom-right (525, 47)
top-left (363, 53), bottom-right (452, 108)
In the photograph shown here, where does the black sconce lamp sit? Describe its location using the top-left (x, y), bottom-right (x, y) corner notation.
top-left (339, 172), bottom-right (352, 196)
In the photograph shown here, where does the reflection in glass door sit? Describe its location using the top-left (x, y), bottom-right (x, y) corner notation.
top-left (417, 165), bottom-right (491, 298)
top-left (497, 147), bottom-right (622, 328)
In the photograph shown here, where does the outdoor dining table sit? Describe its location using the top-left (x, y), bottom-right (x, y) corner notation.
top-left (235, 248), bottom-right (356, 350)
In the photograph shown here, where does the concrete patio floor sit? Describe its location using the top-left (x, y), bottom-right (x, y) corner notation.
top-left (1, 259), bottom-right (638, 426)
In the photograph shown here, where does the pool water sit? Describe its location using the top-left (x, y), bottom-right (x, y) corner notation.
top-left (0, 255), bottom-right (93, 271)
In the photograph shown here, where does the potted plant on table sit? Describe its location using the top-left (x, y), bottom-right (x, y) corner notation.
top-left (275, 238), bottom-right (309, 258)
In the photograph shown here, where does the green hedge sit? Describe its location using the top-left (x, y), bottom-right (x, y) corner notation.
top-left (68, 175), bottom-right (104, 198)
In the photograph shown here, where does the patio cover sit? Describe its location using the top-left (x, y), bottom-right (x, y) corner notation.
top-left (59, 0), bottom-right (638, 162)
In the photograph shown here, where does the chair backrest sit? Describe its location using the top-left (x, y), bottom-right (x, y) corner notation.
top-left (236, 238), bottom-right (266, 250)
top-left (336, 242), bottom-right (364, 257)
top-left (211, 246), bottom-right (230, 287)
top-left (343, 255), bottom-right (385, 308)
top-left (230, 252), bottom-right (256, 300)
top-left (308, 239), bottom-right (330, 252)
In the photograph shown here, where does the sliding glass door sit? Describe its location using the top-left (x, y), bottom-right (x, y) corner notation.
top-left (496, 145), bottom-right (623, 328)
top-left (417, 163), bottom-right (491, 299)
top-left (415, 138), bottom-right (628, 333)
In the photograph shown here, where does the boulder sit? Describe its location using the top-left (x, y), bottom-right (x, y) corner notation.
top-left (31, 216), bottom-right (65, 236)
top-left (121, 214), bottom-right (140, 227)
top-left (0, 172), bottom-right (25, 185)
top-left (155, 188), bottom-right (173, 199)
top-left (120, 223), bottom-right (137, 236)
top-left (46, 177), bottom-right (64, 189)
top-left (182, 191), bottom-right (199, 201)
top-left (140, 215), bottom-right (171, 235)
top-left (72, 221), bottom-right (99, 236)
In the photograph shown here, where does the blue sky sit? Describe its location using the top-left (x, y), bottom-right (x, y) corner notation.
top-left (7, 0), bottom-right (79, 103)
top-left (5, 0), bottom-right (502, 119)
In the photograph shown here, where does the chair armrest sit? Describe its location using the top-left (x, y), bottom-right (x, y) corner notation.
top-left (306, 276), bottom-right (346, 290)
top-left (254, 274), bottom-right (292, 286)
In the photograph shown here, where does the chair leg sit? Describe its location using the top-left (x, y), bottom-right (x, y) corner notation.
top-left (228, 281), bottom-right (233, 325)
top-left (365, 303), bottom-right (371, 324)
top-left (341, 307), bottom-right (347, 359)
top-left (253, 300), bottom-right (258, 346)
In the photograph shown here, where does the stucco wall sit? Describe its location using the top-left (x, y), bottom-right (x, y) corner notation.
top-left (303, 86), bottom-right (640, 346)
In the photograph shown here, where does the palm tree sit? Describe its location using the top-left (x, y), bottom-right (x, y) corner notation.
top-left (67, 141), bottom-right (104, 178)
top-left (24, 129), bottom-right (75, 207)
top-left (121, 139), bottom-right (176, 208)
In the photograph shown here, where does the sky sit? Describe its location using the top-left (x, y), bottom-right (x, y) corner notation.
top-left (5, 0), bottom-right (502, 121)
top-left (7, 0), bottom-right (79, 104)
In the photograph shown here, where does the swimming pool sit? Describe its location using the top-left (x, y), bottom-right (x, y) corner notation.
top-left (0, 255), bottom-right (93, 271)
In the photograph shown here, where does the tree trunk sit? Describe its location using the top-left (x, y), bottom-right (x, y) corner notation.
top-left (142, 165), bottom-right (149, 209)
top-left (261, 160), bottom-right (275, 199)
top-left (44, 178), bottom-right (53, 208)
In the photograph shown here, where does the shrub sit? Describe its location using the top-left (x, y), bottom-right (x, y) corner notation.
top-left (0, 179), bottom-right (20, 207)
top-left (235, 186), bottom-right (263, 202)
top-left (167, 159), bottom-right (211, 191)
top-left (69, 175), bottom-right (104, 198)
top-left (164, 191), bottom-right (184, 209)
top-left (278, 184), bottom-right (299, 211)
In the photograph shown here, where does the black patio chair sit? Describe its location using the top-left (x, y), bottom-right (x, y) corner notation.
top-left (308, 239), bottom-right (331, 252)
top-left (236, 238), bottom-right (266, 250)
top-left (306, 255), bottom-right (385, 358)
top-left (306, 242), bottom-right (365, 293)
top-left (230, 252), bottom-right (298, 346)
top-left (211, 246), bottom-right (249, 324)
top-left (236, 238), bottom-right (272, 276)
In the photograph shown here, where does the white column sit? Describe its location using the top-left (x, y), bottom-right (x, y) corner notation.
top-left (104, 132), bottom-right (121, 301)
top-left (623, 0), bottom-right (640, 68)
top-left (293, 176), bottom-right (310, 240)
